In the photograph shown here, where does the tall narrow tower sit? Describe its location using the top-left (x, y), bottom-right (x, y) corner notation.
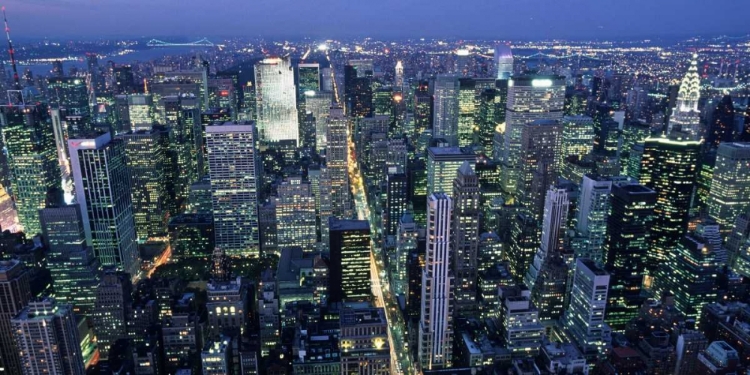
top-left (452, 162), bottom-right (480, 318)
top-left (668, 54), bottom-right (701, 139)
top-left (419, 193), bottom-right (454, 370)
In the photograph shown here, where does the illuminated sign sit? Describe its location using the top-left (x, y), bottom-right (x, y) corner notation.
top-left (532, 79), bottom-right (553, 87)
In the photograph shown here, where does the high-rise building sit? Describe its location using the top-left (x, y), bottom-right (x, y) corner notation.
top-left (432, 75), bottom-right (460, 145)
top-left (707, 142), bottom-right (750, 232)
top-left (516, 119), bottom-right (563, 221)
top-left (255, 57), bottom-right (299, 145)
top-left (127, 94), bottom-right (155, 131)
top-left (604, 182), bottom-right (656, 331)
top-left (93, 271), bottom-right (132, 359)
top-left (275, 177), bottom-right (317, 252)
top-left (668, 54), bottom-right (701, 139)
top-left (500, 75), bottom-right (565, 195)
top-left (0, 260), bottom-right (31, 374)
top-left (426, 146), bottom-right (475, 197)
top-left (395, 60), bottom-right (404, 89)
top-left (202, 338), bottom-right (231, 375)
top-left (652, 234), bottom-right (719, 323)
top-left (1, 104), bottom-right (58, 235)
top-left (328, 218), bottom-right (371, 303)
top-left (340, 304), bottom-right (390, 375)
top-left (418, 193), bottom-right (454, 370)
top-left (639, 134), bottom-right (701, 274)
top-left (12, 298), bottom-right (85, 375)
top-left (385, 167), bottom-right (408, 237)
top-left (575, 175), bottom-right (613, 264)
top-left (257, 270), bottom-right (279, 357)
top-left (46, 77), bottom-right (90, 117)
top-left (494, 44), bottom-right (514, 80)
top-left (69, 133), bottom-right (140, 277)
top-left (325, 107), bottom-right (352, 218)
top-left (120, 128), bottom-right (171, 240)
top-left (206, 123), bottom-right (259, 257)
top-left (297, 63), bottom-right (320, 97)
top-left (394, 213), bottom-right (417, 297)
top-left (452, 162), bottom-right (480, 318)
top-left (39, 205), bottom-right (99, 315)
top-left (563, 258), bottom-right (612, 358)
top-left (206, 277), bottom-right (247, 338)
top-left (707, 95), bottom-right (735, 148)
top-left (303, 91), bottom-right (332, 152)
top-left (457, 78), bottom-right (476, 147)
top-left (477, 88), bottom-right (498, 155)
top-left (674, 331), bottom-right (709, 375)
top-left (344, 64), bottom-right (373, 118)
top-left (561, 115), bottom-right (595, 161)
top-left (526, 187), bottom-right (570, 290)
top-left (413, 80), bottom-right (432, 146)
top-left (500, 287), bottom-right (544, 358)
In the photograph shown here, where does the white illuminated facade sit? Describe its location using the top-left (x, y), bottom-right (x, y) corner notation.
top-left (255, 57), bottom-right (299, 145)
top-left (432, 75), bottom-right (460, 145)
top-left (419, 193), bottom-right (454, 370)
top-left (668, 54), bottom-right (701, 140)
top-left (494, 44), bottom-right (514, 80)
top-left (526, 187), bottom-right (570, 289)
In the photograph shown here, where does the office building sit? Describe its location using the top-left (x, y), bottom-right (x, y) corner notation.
top-left (500, 75), bottom-right (565, 195)
top-left (258, 270), bottom-right (280, 357)
top-left (162, 313), bottom-right (201, 371)
top-left (561, 115), bottom-right (595, 162)
top-left (120, 128), bottom-right (171, 240)
top-left (457, 78), bottom-right (476, 147)
top-left (69, 133), bottom-right (140, 277)
top-left (39, 205), bottom-right (99, 315)
top-left (394, 213), bottom-right (417, 297)
top-left (127, 94), bottom-right (155, 131)
top-left (93, 271), bottom-right (132, 359)
top-left (275, 177), bottom-right (317, 252)
top-left (46, 76), bottom-right (90, 117)
top-left (0, 260), bottom-right (31, 374)
top-left (563, 258), bottom-right (612, 358)
top-left (452, 162), bottom-right (480, 318)
top-left (206, 277), bottom-right (247, 339)
top-left (575, 175), bottom-right (613, 264)
top-left (325, 107), bottom-right (352, 218)
top-left (303, 91), bottom-right (332, 152)
top-left (674, 331), bottom-right (709, 375)
top-left (385, 167), bottom-right (408, 237)
top-left (427, 146), bottom-right (475, 197)
top-left (526, 187), bottom-right (570, 290)
top-left (500, 286), bottom-right (544, 358)
top-left (653, 234), bottom-right (719, 323)
top-left (206, 123), bottom-right (259, 257)
top-left (297, 63), bottom-right (320, 96)
top-left (12, 298), bottom-right (85, 375)
top-left (707, 142), bottom-right (750, 231)
top-left (604, 183), bottom-right (656, 330)
top-left (432, 75), bottom-right (460, 145)
top-left (516, 119), bottom-right (563, 221)
top-left (328, 218), bottom-right (371, 302)
top-left (418, 193), bottom-right (454, 370)
top-left (639, 134), bottom-right (701, 273)
top-left (202, 338), bottom-right (231, 375)
top-left (344, 64), bottom-right (373, 118)
top-left (494, 44), bottom-right (514, 80)
top-left (340, 304), bottom-right (390, 375)
top-left (1, 104), bottom-right (58, 235)
top-left (668, 54), bottom-right (701, 139)
top-left (255, 57), bottom-right (299, 145)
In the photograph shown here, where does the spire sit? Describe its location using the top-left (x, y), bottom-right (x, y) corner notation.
top-left (676, 54), bottom-right (701, 110)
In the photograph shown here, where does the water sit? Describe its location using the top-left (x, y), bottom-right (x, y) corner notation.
top-left (19, 46), bottom-right (214, 77)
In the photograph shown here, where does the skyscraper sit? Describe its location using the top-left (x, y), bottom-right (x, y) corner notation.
top-left (303, 91), bottom-right (332, 152)
top-left (325, 107), bottom-right (352, 218)
top-left (328, 218), bottom-right (371, 303)
top-left (0, 260), bottom-right (31, 375)
top-left (604, 182), bottom-right (656, 331)
top-left (452, 162), bottom-right (480, 318)
top-left (275, 177), bottom-right (317, 252)
top-left (1, 104), bottom-right (58, 235)
top-left (432, 75), bottom-right (460, 145)
top-left (501, 75), bottom-right (565, 195)
top-left (707, 95), bottom-right (735, 148)
top-left (93, 271), bottom-right (132, 359)
top-left (206, 123), bottom-right (260, 257)
top-left (255, 57), bottom-right (299, 145)
top-left (46, 77), bottom-right (90, 117)
top-left (575, 175), bottom-right (613, 264)
top-left (395, 60), bottom-right (404, 89)
top-left (563, 258), bottom-right (612, 358)
top-left (39, 205), bottom-right (99, 315)
top-left (457, 78), bottom-right (476, 147)
top-left (494, 44), bottom-right (514, 80)
top-left (639, 134), bottom-right (701, 273)
top-left (652, 234), bottom-right (719, 323)
top-left (12, 298), bottom-right (85, 375)
top-left (297, 63), bottom-right (320, 97)
top-left (516, 119), bottom-right (563, 221)
top-left (419, 193), bottom-right (454, 370)
top-left (707, 142), bottom-right (750, 232)
top-left (561, 115), bottom-right (595, 161)
top-left (385, 167), bottom-right (408, 237)
top-left (120, 128), bottom-right (171, 240)
top-left (526, 187), bottom-right (570, 289)
top-left (344, 64), bottom-right (373, 118)
top-left (426, 146), bottom-right (476, 197)
top-left (394, 213), bottom-right (417, 297)
top-left (69, 133), bottom-right (140, 277)
top-left (668, 54), bottom-right (701, 139)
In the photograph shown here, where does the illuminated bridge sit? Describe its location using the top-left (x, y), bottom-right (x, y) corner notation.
top-left (146, 38), bottom-right (215, 47)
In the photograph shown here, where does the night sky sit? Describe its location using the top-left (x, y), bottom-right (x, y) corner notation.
top-left (6, 0), bottom-right (750, 40)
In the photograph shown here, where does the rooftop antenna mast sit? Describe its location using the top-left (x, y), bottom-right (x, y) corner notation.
top-left (3, 7), bottom-right (20, 91)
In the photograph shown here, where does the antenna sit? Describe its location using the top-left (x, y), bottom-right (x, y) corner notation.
top-left (3, 7), bottom-right (20, 91)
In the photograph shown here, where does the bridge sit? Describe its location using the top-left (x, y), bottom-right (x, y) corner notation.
top-left (146, 38), bottom-right (215, 47)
